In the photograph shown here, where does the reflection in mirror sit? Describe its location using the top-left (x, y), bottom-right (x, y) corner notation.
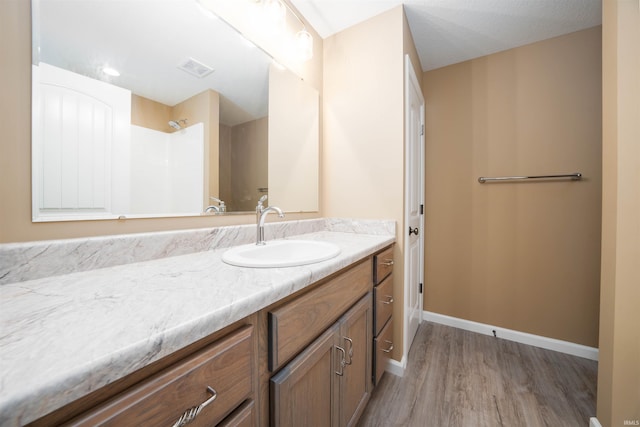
top-left (31, 0), bottom-right (318, 221)
top-left (269, 64), bottom-right (319, 212)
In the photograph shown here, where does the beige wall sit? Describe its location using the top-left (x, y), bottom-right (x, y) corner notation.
top-left (323, 5), bottom-right (407, 360)
top-left (131, 94), bottom-right (171, 131)
top-left (0, 0), bottom-right (319, 244)
top-left (598, 0), bottom-right (640, 425)
top-left (423, 27), bottom-right (603, 347)
top-left (229, 117), bottom-right (269, 212)
top-left (219, 124), bottom-right (232, 207)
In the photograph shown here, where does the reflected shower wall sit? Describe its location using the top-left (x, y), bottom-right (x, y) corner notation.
top-left (130, 123), bottom-right (204, 215)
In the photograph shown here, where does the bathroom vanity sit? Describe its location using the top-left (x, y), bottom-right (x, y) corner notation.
top-left (0, 219), bottom-right (395, 427)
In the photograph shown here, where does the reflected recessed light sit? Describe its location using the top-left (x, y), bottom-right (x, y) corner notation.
top-left (102, 66), bottom-right (120, 77)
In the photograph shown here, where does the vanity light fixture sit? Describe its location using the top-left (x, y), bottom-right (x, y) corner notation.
top-left (295, 29), bottom-right (313, 61)
top-left (260, 0), bottom-right (313, 61)
top-left (263, 0), bottom-right (286, 31)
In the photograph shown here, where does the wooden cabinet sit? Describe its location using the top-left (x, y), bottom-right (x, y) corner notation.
top-left (374, 318), bottom-right (394, 385)
top-left (339, 295), bottom-right (373, 427)
top-left (373, 246), bottom-right (394, 285)
top-left (270, 323), bottom-right (339, 426)
top-left (61, 325), bottom-right (256, 427)
top-left (268, 260), bottom-right (371, 371)
top-left (270, 294), bottom-right (372, 427)
top-left (372, 246), bottom-right (394, 385)
top-left (29, 246), bottom-right (395, 427)
top-left (218, 400), bottom-right (256, 427)
top-left (373, 272), bottom-right (394, 335)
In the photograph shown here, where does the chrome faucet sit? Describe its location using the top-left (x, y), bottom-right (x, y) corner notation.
top-left (205, 196), bottom-right (226, 214)
top-left (256, 195), bottom-right (284, 245)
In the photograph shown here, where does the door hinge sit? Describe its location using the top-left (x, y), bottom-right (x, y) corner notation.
top-left (419, 283), bottom-right (423, 294)
top-left (420, 204), bottom-right (424, 215)
top-left (420, 124), bottom-right (424, 136)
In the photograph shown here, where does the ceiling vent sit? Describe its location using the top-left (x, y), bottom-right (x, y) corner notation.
top-left (177, 57), bottom-right (214, 78)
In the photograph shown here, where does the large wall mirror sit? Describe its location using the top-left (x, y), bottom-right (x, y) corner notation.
top-left (31, 0), bottom-right (319, 222)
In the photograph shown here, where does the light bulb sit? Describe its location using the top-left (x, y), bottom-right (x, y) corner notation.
top-left (263, 0), bottom-right (286, 29)
top-left (295, 29), bottom-right (313, 61)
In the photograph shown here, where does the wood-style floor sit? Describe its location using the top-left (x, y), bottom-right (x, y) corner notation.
top-left (358, 322), bottom-right (598, 427)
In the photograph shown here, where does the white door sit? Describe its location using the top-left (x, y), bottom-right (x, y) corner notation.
top-left (404, 55), bottom-right (425, 359)
top-left (32, 62), bottom-right (131, 221)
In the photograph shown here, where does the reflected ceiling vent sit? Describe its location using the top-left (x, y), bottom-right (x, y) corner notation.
top-left (177, 57), bottom-right (214, 78)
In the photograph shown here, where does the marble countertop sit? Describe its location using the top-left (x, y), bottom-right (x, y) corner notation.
top-left (0, 230), bottom-right (394, 426)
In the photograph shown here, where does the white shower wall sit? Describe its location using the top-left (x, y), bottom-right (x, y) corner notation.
top-left (129, 123), bottom-right (204, 215)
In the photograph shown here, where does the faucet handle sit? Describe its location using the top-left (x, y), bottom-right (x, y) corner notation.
top-left (257, 195), bottom-right (268, 210)
top-left (210, 196), bottom-right (226, 213)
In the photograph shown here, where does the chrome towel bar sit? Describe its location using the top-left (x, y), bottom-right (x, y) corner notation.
top-left (478, 173), bottom-right (582, 183)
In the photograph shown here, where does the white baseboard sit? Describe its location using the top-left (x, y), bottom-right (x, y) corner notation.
top-left (386, 355), bottom-right (406, 377)
top-left (423, 311), bottom-right (599, 361)
top-left (589, 417), bottom-right (602, 427)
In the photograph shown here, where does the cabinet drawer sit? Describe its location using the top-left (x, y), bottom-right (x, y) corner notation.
top-left (374, 274), bottom-right (393, 336)
top-left (218, 400), bottom-right (255, 427)
top-left (69, 326), bottom-right (254, 427)
top-left (374, 318), bottom-right (393, 385)
top-left (373, 246), bottom-right (394, 285)
top-left (269, 259), bottom-right (371, 371)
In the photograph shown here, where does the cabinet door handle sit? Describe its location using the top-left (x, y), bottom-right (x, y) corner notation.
top-left (381, 340), bottom-right (394, 353)
top-left (409, 226), bottom-right (419, 236)
top-left (343, 337), bottom-right (354, 365)
top-left (171, 386), bottom-right (217, 427)
top-left (381, 259), bottom-right (394, 266)
top-left (335, 345), bottom-right (346, 376)
top-left (380, 295), bottom-right (394, 305)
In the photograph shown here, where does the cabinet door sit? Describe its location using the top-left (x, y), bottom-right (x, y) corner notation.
top-left (270, 323), bottom-right (340, 427)
top-left (339, 294), bottom-right (373, 427)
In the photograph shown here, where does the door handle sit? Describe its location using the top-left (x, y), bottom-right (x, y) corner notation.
top-left (343, 337), bottom-right (354, 365)
top-left (171, 386), bottom-right (217, 427)
top-left (382, 340), bottom-right (394, 353)
top-left (380, 295), bottom-right (394, 305)
top-left (335, 346), bottom-right (346, 376)
top-left (409, 227), bottom-right (419, 236)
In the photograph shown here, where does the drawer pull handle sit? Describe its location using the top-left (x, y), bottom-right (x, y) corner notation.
top-left (344, 337), bottom-right (354, 365)
top-left (381, 295), bottom-right (394, 305)
top-left (171, 386), bottom-right (217, 427)
top-left (335, 345), bottom-right (346, 376)
top-left (382, 340), bottom-right (394, 353)
top-left (381, 259), bottom-right (394, 266)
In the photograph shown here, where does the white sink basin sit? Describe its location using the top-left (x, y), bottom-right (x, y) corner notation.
top-left (222, 239), bottom-right (341, 268)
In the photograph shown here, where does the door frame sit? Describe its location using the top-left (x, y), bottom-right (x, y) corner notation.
top-left (403, 54), bottom-right (425, 365)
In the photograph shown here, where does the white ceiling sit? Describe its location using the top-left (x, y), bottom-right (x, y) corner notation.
top-left (36, 0), bottom-right (602, 122)
top-left (37, 0), bottom-right (272, 126)
top-left (289, 0), bottom-right (602, 71)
